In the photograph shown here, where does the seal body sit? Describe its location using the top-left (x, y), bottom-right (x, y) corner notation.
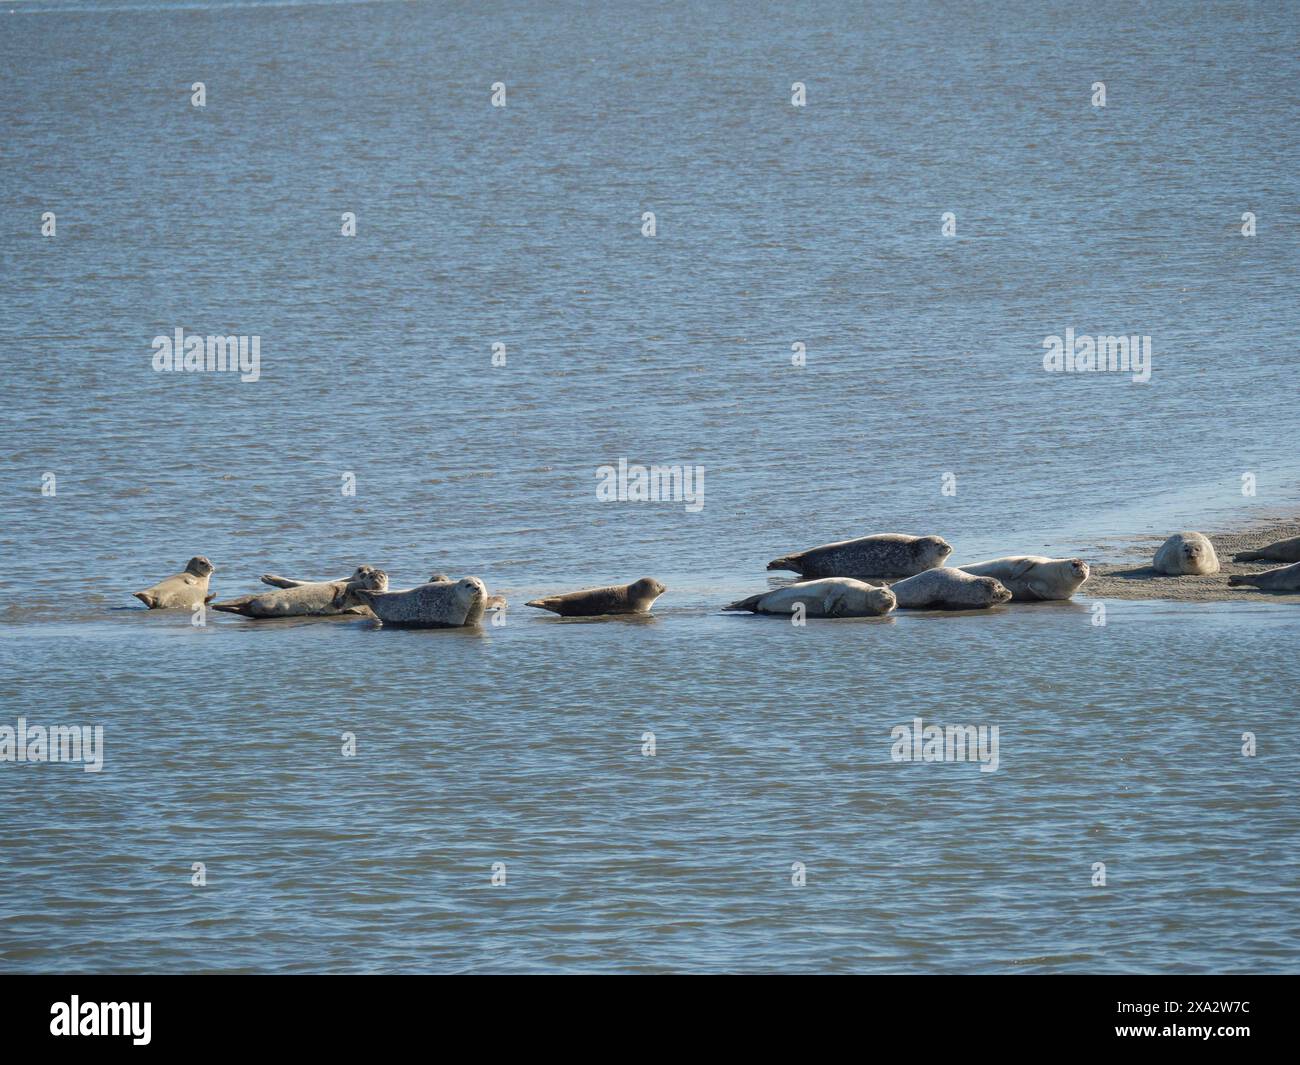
top-left (260, 565), bottom-right (386, 590)
top-left (1234, 536), bottom-right (1300, 564)
top-left (212, 567), bottom-right (388, 618)
top-left (1228, 561), bottom-right (1300, 592)
top-left (889, 568), bottom-right (1012, 610)
top-left (767, 534), bottom-right (951, 580)
top-left (526, 577), bottom-right (666, 617)
top-left (134, 556), bottom-right (215, 609)
top-left (355, 576), bottom-right (488, 627)
top-left (725, 578), bottom-right (896, 618)
top-left (1153, 532), bottom-right (1219, 575)
top-left (958, 556), bottom-right (1090, 601)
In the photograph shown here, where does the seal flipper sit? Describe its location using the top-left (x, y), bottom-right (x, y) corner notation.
top-left (134, 591), bottom-right (156, 608)
top-left (211, 595), bottom-right (257, 616)
top-left (260, 573), bottom-right (303, 588)
top-left (723, 593), bottom-right (765, 612)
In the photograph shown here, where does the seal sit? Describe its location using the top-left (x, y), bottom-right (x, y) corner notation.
top-left (354, 576), bottom-right (488, 627)
top-left (767, 533), bottom-right (951, 579)
top-left (725, 578), bottom-right (896, 618)
top-left (889, 568), bottom-right (1012, 610)
top-left (958, 556), bottom-right (1090, 601)
top-left (212, 566), bottom-right (388, 618)
top-left (1234, 536), bottom-right (1300, 564)
top-left (526, 577), bottom-right (666, 617)
top-left (260, 565), bottom-right (386, 590)
top-left (1153, 532), bottom-right (1219, 575)
top-left (134, 556), bottom-right (215, 609)
top-left (1228, 561), bottom-right (1300, 593)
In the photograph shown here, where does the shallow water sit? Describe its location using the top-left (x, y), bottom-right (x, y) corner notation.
top-left (1, 0), bottom-right (1298, 973)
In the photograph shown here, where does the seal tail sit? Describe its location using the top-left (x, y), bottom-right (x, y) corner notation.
top-left (210, 596), bottom-right (256, 616)
top-left (526, 597), bottom-right (560, 613)
top-left (724, 594), bottom-right (764, 612)
top-left (766, 555), bottom-right (803, 574)
top-left (133, 591), bottom-right (156, 608)
top-left (1227, 575), bottom-right (1256, 587)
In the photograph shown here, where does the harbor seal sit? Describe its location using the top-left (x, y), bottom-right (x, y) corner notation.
top-left (725, 578), bottom-right (896, 618)
top-left (212, 567), bottom-right (388, 618)
top-left (1234, 536), bottom-right (1300, 564)
top-left (259, 565), bottom-right (386, 590)
top-left (1228, 561), bottom-right (1300, 593)
top-left (958, 556), bottom-right (1090, 601)
top-left (526, 577), bottom-right (666, 617)
top-left (1153, 532), bottom-right (1219, 575)
top-left (133, 556), bottom-right (215, 609)
top-left (354, 576), bottom-right (488, 627)
top-left (767, 534), bottom-right (951, 580)
top-left (889, 568), bottom-right (1012, 610)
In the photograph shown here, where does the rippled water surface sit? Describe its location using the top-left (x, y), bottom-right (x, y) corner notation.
top-left (1, 0), bottom-right (1297, 973)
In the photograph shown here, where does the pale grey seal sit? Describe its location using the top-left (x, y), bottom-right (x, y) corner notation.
top-left (134, 556), bottom-right (215, 609)
top-left (725, 578), bottom-right (896, 618)
top-left (1234, 536), bottom-right (1300, 564)
top-left (958, 556), bottom-right (1090, 601)
top-left (767, 534), bottom-right (951, 580)
top-left (1153, 532), bottom-right (1219, 575)
top-left (526, 577), bottom-right (666, 617)
top-left (354, 576), bottom-right (488, 627)
top-left (212, 566), bottom-right (388, 618)
top-left (889, 568), bottom-right (1012, 610)
top-left (1228, 561), bottom-right (1300, 592)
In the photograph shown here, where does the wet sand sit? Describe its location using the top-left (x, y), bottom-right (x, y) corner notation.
top-left (1079, 520), bottom-right (1300, 602)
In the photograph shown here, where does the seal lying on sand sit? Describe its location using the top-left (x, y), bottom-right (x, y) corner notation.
top-left (212, 566), bottom-right (388, 618)
top-left (767, 534), bottom-right (951, 580)
top-left (725, 578), bottom-right (896, 618)
top-left (134, 556), bottom-right (215, 609)
top-left (1234, 536), bottom-right (1300, 564)
top-left (1228, 561), bottom-right (1300, 593)
top-left (260, 565), bottom-right (386, 590)
top-left (354, 576), bottom-right (488, 627)
top-left (265, 570), bottom-right (504, 610)
top-left (889, 568), bottom-right (1012, 610)
top-left (1153, 532), bottom-right (1219, 575)
top-left (526, 577), bottom-right (666, 617)
top-left (958, 556), bottom-right (1090, 601)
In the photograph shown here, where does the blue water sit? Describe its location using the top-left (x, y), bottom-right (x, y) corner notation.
top-left (0, 0), bottom-right (1297, 973)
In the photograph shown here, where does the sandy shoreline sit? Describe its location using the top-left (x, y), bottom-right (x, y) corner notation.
top-left (1078, 519), bottom-right (1300, 603)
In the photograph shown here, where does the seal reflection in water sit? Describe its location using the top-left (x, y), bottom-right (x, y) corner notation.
top-left (212, 566), bottom-right (387, 618)
top-left (354, 576), bottom-right (489, 627)
top-left (725, 578), bottom-right (896, 618)
top-left (526, 577), bottom-right (666, 617)
top-left (133, 556), bottom-right (215, 609)
top-left (767, 533), bottom-right (951, 580)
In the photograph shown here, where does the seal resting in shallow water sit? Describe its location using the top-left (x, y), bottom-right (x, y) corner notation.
top-left (889, 568), bottom-right (1012, 610)
top-left (1153, 532), bottom-right (1219, 575)
top-left (134, 556), bottom-right (215, 609)
top-left (1228, 561), bottom-right (1300, 593)
top-left (725, 578), bottom-right (896, 618)
top-left (526, 577), bottom-right (666, 617)
top-left (1234, 536), bottom-right (1300, 564)
top-left (354, 576), bottom-right (488, 627)
top-left (260, 565), bottom-right (386, 590)
top-left (767, 533), bottom-right (950, 580)
top-left (958, 556), bottom-right (1090, 601)
top-left (212, 566), bottom-right (387, 618)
